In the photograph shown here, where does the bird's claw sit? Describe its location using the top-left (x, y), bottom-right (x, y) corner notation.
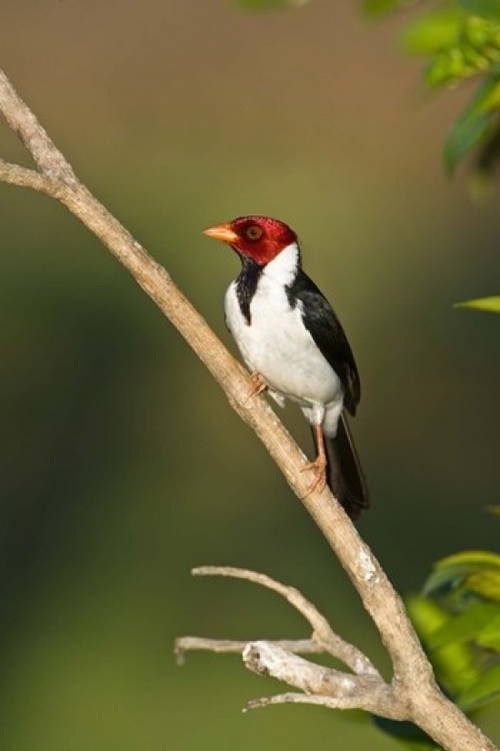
top-left (300, 455), bottom-right (327, 497)
top-left (245, 371), bottom-right (267, 402)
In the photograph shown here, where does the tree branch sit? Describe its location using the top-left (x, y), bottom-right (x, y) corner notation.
top-left (188, 565), bottom-right (380, 677)
top-left (243, 641), bottom-right (401, 718)
top-left (175, 637), bottom-right (322, 663)
top-left (246, 691), bottom-right (380, 712)
top-left (0, 158), bottom-right (61, 193)
top-left (0, 69), bottom-right (497, 751)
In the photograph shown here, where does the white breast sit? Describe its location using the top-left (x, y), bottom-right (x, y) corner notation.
top-left (224, 244), bottom-right (344, 426)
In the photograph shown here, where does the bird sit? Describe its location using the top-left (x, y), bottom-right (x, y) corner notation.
top-left (203, 215), bottom-right (369, 519)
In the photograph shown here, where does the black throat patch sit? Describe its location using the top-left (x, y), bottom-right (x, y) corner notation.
top-left (235, 257), bottom-right (263, 325)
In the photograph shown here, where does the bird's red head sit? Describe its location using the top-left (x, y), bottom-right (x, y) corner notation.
top-left (204, 216), bottom-right (297, 265)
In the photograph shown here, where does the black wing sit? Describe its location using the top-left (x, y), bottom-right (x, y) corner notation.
top-left (286, 268), bottom-right (360, 414)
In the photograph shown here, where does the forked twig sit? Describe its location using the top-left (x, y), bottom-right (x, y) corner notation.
top-left (185, 566), bottom-right (380, 678)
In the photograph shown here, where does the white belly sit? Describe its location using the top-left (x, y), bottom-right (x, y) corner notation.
top-left (225, 280), bottom-right (343, 420)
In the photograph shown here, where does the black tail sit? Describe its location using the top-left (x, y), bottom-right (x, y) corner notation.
top-left (312, 414), bottom-right (370, 520)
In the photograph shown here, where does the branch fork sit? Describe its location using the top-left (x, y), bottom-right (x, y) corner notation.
top-left (176, 566), bottom-right (403, 717)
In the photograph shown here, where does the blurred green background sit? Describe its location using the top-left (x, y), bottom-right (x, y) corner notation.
top-left (0, 1), bottom-right (499, 749)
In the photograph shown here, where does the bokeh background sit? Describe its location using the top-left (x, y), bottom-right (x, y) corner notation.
top-left (0, 1), bottom-right (499, 749)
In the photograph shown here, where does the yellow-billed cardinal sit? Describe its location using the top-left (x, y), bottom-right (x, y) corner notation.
top-left (204, 216), bottom-right (369, 519)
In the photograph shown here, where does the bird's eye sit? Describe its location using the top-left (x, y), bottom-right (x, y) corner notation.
top-left (246, 225), bottom-right (263, 241)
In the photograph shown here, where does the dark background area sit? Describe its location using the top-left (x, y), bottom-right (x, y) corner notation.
top-left (0, 1), bottom-right (499, 749)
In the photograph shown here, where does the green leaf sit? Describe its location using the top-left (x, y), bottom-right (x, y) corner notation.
top-left (477, 613), bottom-right (500, 649)
top-left (407, 595), bottom-right (481, 693)
top-left (444, 73), bottom-right (500, 172)
top-left (457, 663), bottom-right (500, 709)
top-left (445, 108), bottom-right (492, 172)
top-left (405, 10), bottom-right (500, 87)
top-left (403, 10), bottom-right (463, 54)
top-left (407, 594), bottom-right (449, 633)
top-left (455, 295), bottom-right (500, 311)
top-left (467, 568), bottom-right (500, 600)
top-left (425, 602), bottom-right (500, 650)
top-left (423, 550), bottom-right (500, 598)
top-left (459, 0), bottom-right (500, 21)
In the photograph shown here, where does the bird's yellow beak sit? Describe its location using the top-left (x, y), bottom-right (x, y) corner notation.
top-left (203, 223), bottom-right (239, 244)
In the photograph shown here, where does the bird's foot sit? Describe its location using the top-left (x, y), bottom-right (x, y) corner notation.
top-left (246, 371), bottom-right (267, 401)
top-left (301, 454), bottom-right (327, 496)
